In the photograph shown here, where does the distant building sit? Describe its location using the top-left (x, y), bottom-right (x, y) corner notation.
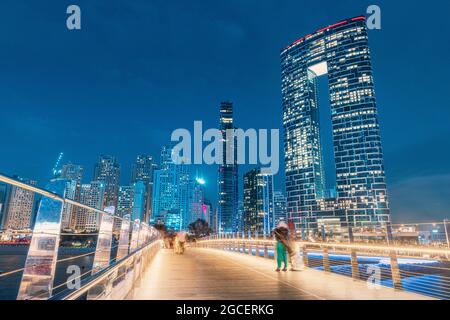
top-left (131, 181), bottom-right (146, 222)
top-left (115, 182), bottom-right (146, 232)
top-left (243, 168), bottom-right (274, 235)
top-left (190, 178), bottom-right (206, 224)
top-left (61, 163), bottom-right (84, 183)
top-left (0, 183), bottom-right (7, 229)
top-left (1, 176), bottom-right (37, 230)
top-left (203, 199), bottom-right (213, 226)
top-left (93, 155), bottom-right (120, 209)
top-left (75, 181), bottom-right (105, 232)
top-left (59, 179), bottom-right (79, 230)
top-left (218, 101), bottom-right (239, 233)
top-left (152, 146), bottom-right (191, 231)
top-left (117, 186), bottom-right (134, 219)
top-left (273, 191), bottom-right (287, 226)
top-left (131, 154), bottom-right (157, 223)
top-left (236, 200), bottom-right (244, 233)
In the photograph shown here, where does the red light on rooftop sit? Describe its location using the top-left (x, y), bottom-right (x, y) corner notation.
top-left (282, 16), bottom-right (366, 52)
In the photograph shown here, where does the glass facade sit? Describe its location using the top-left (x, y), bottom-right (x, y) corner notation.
top-left (281, 16), bottom-right (390, 231)
top-left (218, 101), bottom-right (239, 233)
top-left (152, 146), bottom-right (191, 231)
top-left (243, 168), bottom-right (274, 235)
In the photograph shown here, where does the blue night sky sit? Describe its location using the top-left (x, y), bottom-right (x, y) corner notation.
top-left (0, 1), bottom-right (449, 223)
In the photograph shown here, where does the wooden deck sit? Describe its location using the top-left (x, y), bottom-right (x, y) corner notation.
top-left (129, 247), bottom-right (432, 300)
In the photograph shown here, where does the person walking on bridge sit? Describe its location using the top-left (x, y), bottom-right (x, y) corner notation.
top-left (174, 231), bottom-right (187, 254)
top-left (273, 221), bottom-right (290, 272)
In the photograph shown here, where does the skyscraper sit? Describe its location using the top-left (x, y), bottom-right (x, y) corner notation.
top-left (190, 178), bottom-right (206, 223)
top-left (131, 154), bottom-right (157, 223)
top-left (0, 183), bottom-right (7, 229)
top-left (75, 181), bottom-right (105, 232)
top-left (273, 191), bottom-right (287, 226)
top-left (1, 176), bottom-right (37, 230)
top-left (218, 101), bottom-right (239, 233)
top-left (60, 163), bottom-right (84, 183)
top-left (243, 168), bottom-right (274, 235)
top-left (93, 155), bottom-right (120, 209)
top-left (59, 179), bottom-right (78, 230)
top-left (152, 146), bottom-right (191, 230)
top-left (131, 181), bottom-right (146, 222)
top-left (281, 16), bottom-right (390, 231)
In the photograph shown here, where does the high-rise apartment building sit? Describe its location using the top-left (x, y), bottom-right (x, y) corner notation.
top-left (60, 163), bottom-right (84, 183)
top-left (93, 155), bottom-right (120, 209)
top-left (218, 101), bottom-right (239, 233)
top-left (59, 179), bottom-right (79, 230)
top-left (152, 146), bottom-right (191, 230)
top-left (131, 154), bottom-right (156, 223)
top-left (116, 181), bottom-right (146, 232)
top-left (117, 186), bottom-right (134, 219)
top-left (1, 176), bottom-right (37, 230)
top-left (74, 181), bottom-right (105, 232)
top-left (243, 168), bottom-right (274, 235)
top-left (0, 183), bottom-right (7, 229)
top-left (273, 191), bottom-right (287, 226)
top-left (281, 16), bottom-right (390, 231)
top-left (190, 178), bottom-right (205, 224)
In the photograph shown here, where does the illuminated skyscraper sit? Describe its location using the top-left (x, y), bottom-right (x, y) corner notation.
top-left (281, 16), bottom-right (390, 231)
top-left (93, 155), bottom-right (120, 209)
top-left (1, 176), bottom-right (37, 230)
top-left (152, 146), bottom-right (191, 230)
top-left (243, 168), bottom-right (274, 235)
top-left (131, 154), bottom-right (157, 223)
top-left (218, 101), bottom-right (239, 233)
top-left (190, 178), bottom-right (206, 224)
top-left (118, 186), bottom-right (133, 217)
top-left (273, 191), bottom-right (287, 226)
top-left (60, 163), bottom-right (84, 183)
top-left (75, 181), bottom-right (105, 232)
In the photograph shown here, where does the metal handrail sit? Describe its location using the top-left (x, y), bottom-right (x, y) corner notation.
top-left (0, 173), bottom-right (162, 300)
top-left (196, 238), bottom-right (450, 300)
top-left (50, 239), bottom-right (162, 300)
top-left (0, 173), bottom-right (126, 221)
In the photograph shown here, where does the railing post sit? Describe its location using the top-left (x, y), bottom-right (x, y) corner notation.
top-left (322, 247), bottom-right (330, 272)
top-left (350, 251), bottom-right (359, 280)
top-left (386, 222), bottom-right (402, 290)
top-left (256, 242), bottom-right (260, 257)
top-left (242, 241), bottom-right (246, 254)
top-left (348, 227), bottom-right (360, 280)
top-left (130, 220), bottom-right (141, 252)
top-left (17, 180), bottom-right (66, 300)
top-left (248, 241), bottom-right (252, 255)
top-left (389, 250), bottom-right (403, 290)
top-left (301, 244), bottom-right (309, 268)
top-left (91, 206), bottom-right (115, 273)
top-left (264, 242), bottom-right (269, 259)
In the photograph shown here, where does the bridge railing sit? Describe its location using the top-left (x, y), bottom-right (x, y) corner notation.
top-left (0, 174), bottom-right (162, 300)
top-left (195, 237), bottom-right (450, 300)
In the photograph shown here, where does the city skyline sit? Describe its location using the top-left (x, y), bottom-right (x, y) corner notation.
top-left (1, 1), bottom-right (450, 223)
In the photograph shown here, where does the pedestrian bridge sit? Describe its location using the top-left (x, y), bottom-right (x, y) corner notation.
top-left (128, 246), bottom-right (429, 300)
top-left (0, 174), bottom-right (447, 300)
